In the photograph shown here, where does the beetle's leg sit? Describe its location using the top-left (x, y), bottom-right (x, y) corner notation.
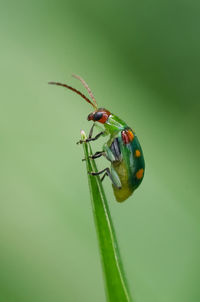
top-left (77, 124), bottom-right (95, 144)
top-left (90, 151), bottom-right (105, 159)
top-left (87, 131), bottom-right (105, 142)
top-left (77, 130), bottom-right (105, 144)
top-left (89, 168), bottom-right (121, 189)
top-left (77, 123), bottom-right (108, 144)
top-left (100, 172), bottom-right (107, 182)
top-left (88, 167), bottom-right (108, 176)
top-left (88, 123), bottom-right (95, 139)
top-left (82, 151), bottom-right (105, 161)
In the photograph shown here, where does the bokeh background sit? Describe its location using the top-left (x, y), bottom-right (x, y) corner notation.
top-left (1, 0), bottom-right (200, 301)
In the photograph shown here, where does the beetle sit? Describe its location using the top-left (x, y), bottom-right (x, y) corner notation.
top-left (49, 75), bottom-right (145, 202)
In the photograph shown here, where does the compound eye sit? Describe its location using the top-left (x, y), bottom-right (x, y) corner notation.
top-left (94, 112), bottom-right (103, 121)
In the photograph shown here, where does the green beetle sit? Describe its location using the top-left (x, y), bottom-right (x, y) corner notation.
top-left (49, 75), bottom-right (145, 202)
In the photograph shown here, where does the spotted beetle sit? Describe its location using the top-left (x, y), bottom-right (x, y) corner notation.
top-left (49, 75), bottom-right (145, 202)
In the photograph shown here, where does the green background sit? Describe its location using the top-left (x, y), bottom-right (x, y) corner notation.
top-left (1, 0), bottom-right (199, 301)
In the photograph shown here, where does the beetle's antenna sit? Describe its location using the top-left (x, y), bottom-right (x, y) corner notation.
top-left (72, 74), bottom-right (98, 108)
top-left (48, 81), bottom-right (97, 109)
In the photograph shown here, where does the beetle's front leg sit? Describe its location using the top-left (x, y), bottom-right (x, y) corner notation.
top-left (88, 123), bottom-right (95, 139)
top-left (77, 124), bottom-right (105, 144)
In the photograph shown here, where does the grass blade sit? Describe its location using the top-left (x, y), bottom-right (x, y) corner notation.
top-left (81, 131), bottom-right (132, 302)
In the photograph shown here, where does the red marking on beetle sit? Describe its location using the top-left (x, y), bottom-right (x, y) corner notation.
top-left (122, 129), bottom-right (134, 144)
top-left (122, 130), bottom-right (130, 144)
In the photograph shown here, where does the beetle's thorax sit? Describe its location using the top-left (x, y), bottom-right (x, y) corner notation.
top-left (104, 114), bottom-right (127, 134)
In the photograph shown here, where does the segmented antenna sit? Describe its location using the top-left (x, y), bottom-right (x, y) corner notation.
top-left (72, 74), bottom-right (98, 108)
top-left (48, 81), bottom-right (97, 109)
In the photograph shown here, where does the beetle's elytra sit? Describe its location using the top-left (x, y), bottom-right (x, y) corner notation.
top-left (49, 75), bottom-right (145, 202)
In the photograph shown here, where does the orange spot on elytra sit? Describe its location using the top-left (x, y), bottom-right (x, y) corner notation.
top-left (127, 130), bottom-right (134, 142)
top-left (135, 149), bottom-right (141, 157)
top-left (136, 168), bottom-right (144, 179)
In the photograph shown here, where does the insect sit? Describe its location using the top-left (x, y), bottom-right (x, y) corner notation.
top-left (49, 75), bottom-right (145, 202)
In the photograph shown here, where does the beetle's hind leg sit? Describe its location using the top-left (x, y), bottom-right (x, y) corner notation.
top-left (89, 168), bottom-right (121, 189)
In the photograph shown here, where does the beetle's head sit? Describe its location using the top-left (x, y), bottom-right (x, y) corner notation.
top-left (87, 108), bottom-right (111, 124)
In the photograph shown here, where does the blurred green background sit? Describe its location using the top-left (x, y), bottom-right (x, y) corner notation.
top-left (0, 0), bottom-right (200, 301)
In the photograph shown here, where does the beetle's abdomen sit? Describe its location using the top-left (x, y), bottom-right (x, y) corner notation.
top-left (112, 161), bottom-right (134, 202)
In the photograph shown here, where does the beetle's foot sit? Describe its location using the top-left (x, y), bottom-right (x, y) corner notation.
top-left (77, 139), bottom-right (84, 144)
top-left (77, 131), bottom-right (104, 145)
top-left (76, 138), bottom-right (91, 144)
top-left (82, 156), bottom-right (92, 161)
top-left (88, 171), bottom-right (97, 176)
top-left (77, 139), bottom-right (86, 144)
